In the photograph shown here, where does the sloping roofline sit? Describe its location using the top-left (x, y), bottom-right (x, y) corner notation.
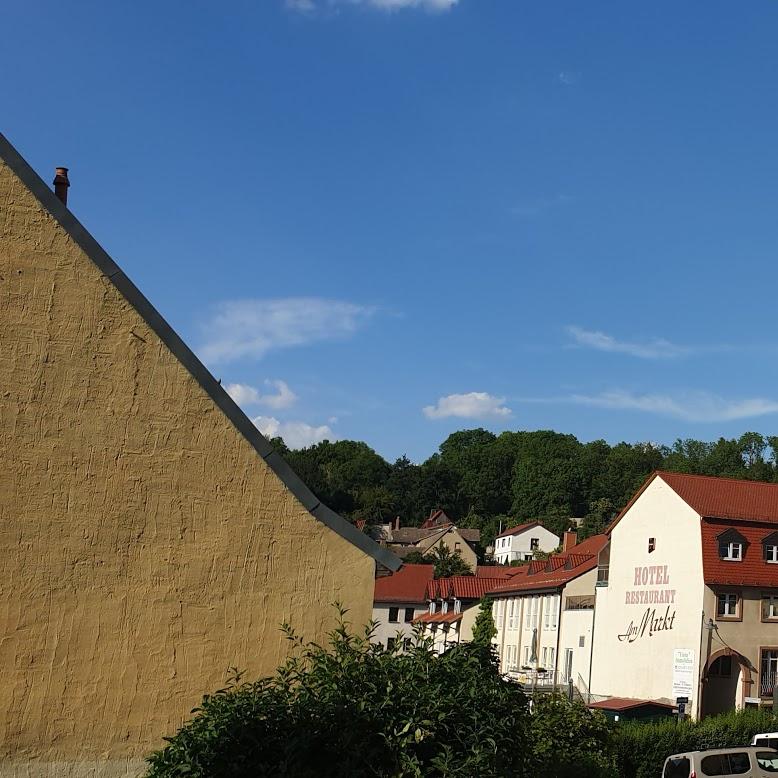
top-left (0, 132), bottom-right (400, 572)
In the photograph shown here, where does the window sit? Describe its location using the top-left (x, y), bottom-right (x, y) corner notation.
top-left (530, 537), bottom-right (539, 550)
top-left (524, 554), bottom-right (533, 561)
top-left (441, 600), bottom-right (448, 614)
top-left (429, 602), bottom-right (436, 614)
top-left (387, 637), bottom-right (396, 650)
top-left (662, 756), bottom-right (690, 778)
top-left (716, 592), bottom-right (740, 619)
top-left (541, 647), bottom-right (547, 667)
top-left (719, 540), bottom-right (743, 561)
top-left (579, 635), bottom-right (585, 648)
top-left (549, 647), bottom-right (556, 672)
top-left (524, 645), bottom-right (530, 666)
top-left (761, 649), bottom-right (778, 697)
top-left (700, 752), bottom-right (751, 775)
top-left (525, 598), bottom-right (532, 629)
top-left (403, 638), bottom-right (412, 651)
top-left (763, 532), bottom-right (778, 562)
top-left (544, 596), bottom-right (551, 629)
top-left (509, 598), bottom-right (516, 630)
top-left (756, 751), bottom-right (778, 772)
top-left (551, 595), bottom-right (559, 629)
top-left (404, 607), bottom-right (415, 623)
top-left (388, 607), bottom-right (399, 623)
top-left (648, 537), bottom-right (656, 553)
top-left (454, 599), bottom-right (461, 614)
top-left (708, 655), bottom-right (732, 677)
top-left (454, 542), bottom-right (461, 552)
top-left (763, 594), bottom-right (778, 621)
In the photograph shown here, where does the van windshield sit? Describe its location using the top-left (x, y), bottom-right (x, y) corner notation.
top-left (663, 757), bottom-right (690, 778)
top-left (757, 752), bottom-right (778, 772)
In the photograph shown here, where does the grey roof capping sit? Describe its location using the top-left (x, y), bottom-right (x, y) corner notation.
top-left (0, 131), bottom-right (401, 572)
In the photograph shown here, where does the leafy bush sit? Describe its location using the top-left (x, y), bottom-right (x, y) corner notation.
top-left (527, 694), bottom-right (618, 778)
top-left (146, 609), bottom-right (528, 777)
top-left (615, 708), bottom-right (778, 778)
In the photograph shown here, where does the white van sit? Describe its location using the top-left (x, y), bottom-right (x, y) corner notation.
top-left (662, 747), bottom-right (778, 777)
top-left (753, 734), bottom-right (778, 752)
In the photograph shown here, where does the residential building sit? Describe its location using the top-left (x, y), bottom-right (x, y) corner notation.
top-left (373, 564), bottom-right (434, 650)
top-left (0, 134), bottom-right (399, 776)
top-left (371, 513), bottom-right (480, 570)
top-left (412, 568), bottom-right (515, 654)
top-left (493, 521), bottom-right (560, 564)
top-left (590, 471), bottom-right (778, 719)
top-left (489, 534), bottom-right (608, 693)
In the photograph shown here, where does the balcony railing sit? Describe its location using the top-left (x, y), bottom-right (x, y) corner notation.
top-left (761, 671), bottom-right (776, 698)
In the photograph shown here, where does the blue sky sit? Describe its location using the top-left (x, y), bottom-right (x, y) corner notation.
top-left (6, 0), bottom-right (778, 461)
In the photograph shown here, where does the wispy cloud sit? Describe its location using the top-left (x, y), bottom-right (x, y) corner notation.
top-left (568, 390), bottom-right (778, 423)
top-left (199, 297), bottom-right (375, 365)
top-left (566, 326), bottom-right (690, 360)
top-left (252, 415), bottom-right (335, 449)
top-left (286, 0), bottom-right (458, 11)
top-left (558, 71), bottom-right (581, 86)
top-left (226, 379), bottom-right (297, 410)
top-left (423, 392), bottom-right (512, 420)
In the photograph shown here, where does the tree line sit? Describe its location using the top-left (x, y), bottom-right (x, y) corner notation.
top-left (271, 429), bottom-right (778, 548)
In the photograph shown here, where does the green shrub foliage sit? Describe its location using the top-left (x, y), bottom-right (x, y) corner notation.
top-left (615, 708), bottom-right (778, 778)
top-left (146, 610), bottom-right (528, 778)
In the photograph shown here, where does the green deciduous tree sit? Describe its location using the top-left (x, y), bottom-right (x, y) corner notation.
top-left (146, 610), bottom-right (529, 778)
top-left (471, 596), bottom-right (497, 647)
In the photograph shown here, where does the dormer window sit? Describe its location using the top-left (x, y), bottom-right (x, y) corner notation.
top-left (720, 541), bottom-right (743, 561)
top-left (764, 532), bottom-right (778, 564)
top-left (717, 529), bottom-right (747, 562)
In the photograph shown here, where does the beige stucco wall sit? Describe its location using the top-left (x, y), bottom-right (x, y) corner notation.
top-left (0, 157), bottom-right (376, 775)
top-left (702, 585), bottom-right (778, 708)
top-left (558, 568), bottom-right (596, 690)
top-left (418, 529), bottom-right (477, 570)
top-left (590, 477), bottom-right (705, 717)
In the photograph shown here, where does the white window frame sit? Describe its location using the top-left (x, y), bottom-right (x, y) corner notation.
top-left (717, 592), bottom-right (739, 618)
top-left (720, 541), bottom-right (743, 561)
top-left (766, 544), bottom-right (778, 564)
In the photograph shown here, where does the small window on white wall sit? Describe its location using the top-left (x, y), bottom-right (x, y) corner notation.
top-left (648, 537), bottom-right (656, 553)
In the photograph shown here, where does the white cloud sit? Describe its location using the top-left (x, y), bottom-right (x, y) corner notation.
top-left (225, 379), bottom-right (297, 410)
top-left (252, 415), bottom-right (335, 449)
top-left (566, 325), bottom-right (690, 360)
top-left (423, 392), bottom-right (512, 420)
top-left (569, 390), bottom-right (778, 423)
top-left (558, 71), bottom-right (581, 86)
top-left (287, 0), bottom-right (457, 11)
top-left (286, 0), bottom-right (315, 10)
top-left (199, 297), bottom-right (374, 364)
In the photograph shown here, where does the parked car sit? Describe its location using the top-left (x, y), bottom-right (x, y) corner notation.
top-left (753, 734), bottom-right (778, 751)
top-left (662, 747), bottom-right (778, 777)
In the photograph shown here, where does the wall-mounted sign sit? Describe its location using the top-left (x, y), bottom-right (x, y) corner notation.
top-left (672, 649), bottom-right (695, 699)
top-left (625, 565), bottom-right (677, 606)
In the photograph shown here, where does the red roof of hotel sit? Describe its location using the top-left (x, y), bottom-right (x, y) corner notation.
top-left (588, 697), bottom-right (675, 712)
top-left (495, 521), bottom-right (541, 539)
top-left (487, 534), bottom-right (608, 595)
top-left (701, 518), bottom-right (778, 587)
top-left (475, 566), bottom-right (519, 579)
top-left (373, 564), bottom-right (434, 604)
top-left (610, 471), bottom-right (778, 533)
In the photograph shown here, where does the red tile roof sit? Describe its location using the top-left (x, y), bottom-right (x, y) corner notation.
top-left (426, 575), bottom-right (500, 601)
top-left (373, 564), bottom-right (434, 604)
top-left (412, 611), bottom-right (462, 625)
top-left (495, 521), bottom-right (540, 539)
top-left (609, 471), bottom-right (778, 534)
top-left (475, 566), bottom-right (518, 579)
top-left (487, 535), bottom-right (608, 595)
top-left (701, 518), bottom-right (778, 587)
top-left (588, 697), bottom-right (675, 712)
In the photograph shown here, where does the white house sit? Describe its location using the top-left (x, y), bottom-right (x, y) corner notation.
top-left (590, 471), bottom-right (778, 719)
top-left (493, 521), bottom-right (560, 564)
top-left (489, 533), bottom-right (607, 694)
top-left (372, 564), bottom-right (434, 651)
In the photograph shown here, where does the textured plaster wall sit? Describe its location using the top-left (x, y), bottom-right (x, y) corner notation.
top-left (0, 159), bottom-right (375, 774)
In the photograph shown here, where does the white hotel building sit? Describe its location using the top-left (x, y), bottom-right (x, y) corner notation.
top-left (590, 471), bottom-right (778, 719)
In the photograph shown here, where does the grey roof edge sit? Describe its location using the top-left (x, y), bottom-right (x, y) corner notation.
top-left (0, 132), bottom-right (401, 573)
